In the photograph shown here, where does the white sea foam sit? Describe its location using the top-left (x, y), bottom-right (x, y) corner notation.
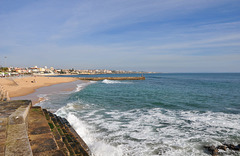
top-left (102, 79), bottom-right (122, 84)
top-left (69, 114), bottom-right (123, 156)
top-left (55, 102), bottom-right (83, 116)
top-left (102, 79), bottom-right (132, 84)
top-left (35, 94), bottom-right (49, 106)
top-left (35, 81), bottom-right (92, 107)
top-left (37, 94), bottom-right (48, 101)
top-left (88, 109), bottom-right (240, 155)
top-left (54, 100), bottom-right (240, 156)
top-left (75, 81), bottom-right (95, 92)
top-left (75, 84), bottom-right (84, 92)
top-left (55, 104), bottom-right (123, 156)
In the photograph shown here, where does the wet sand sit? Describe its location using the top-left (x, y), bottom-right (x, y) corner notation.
top-left (0, 76), bottom-right (79, 98)
top-left (11, 80), bottom-right (85, 105)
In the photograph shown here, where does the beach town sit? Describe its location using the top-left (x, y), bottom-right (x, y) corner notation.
top-left (0, 66), bottom-right (151, 77)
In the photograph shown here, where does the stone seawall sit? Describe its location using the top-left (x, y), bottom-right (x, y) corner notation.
top-left (0, 100), bottom-right (91, 156)
top-left (0, 100), bottom-right (33, 156)
top-left (42, 109), bottom-right (91, 156)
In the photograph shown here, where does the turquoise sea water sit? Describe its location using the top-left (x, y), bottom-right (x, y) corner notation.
top-left (37, 73), bottom-right (240, 156)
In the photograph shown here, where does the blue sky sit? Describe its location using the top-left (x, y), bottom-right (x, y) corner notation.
top-left (0, 0), bottom-right (240, 72)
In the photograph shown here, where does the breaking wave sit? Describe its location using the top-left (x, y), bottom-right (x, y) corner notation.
top-left (55, 101), bottom-right (240, 156)
top-left (102, 79), bottom-right (132, 84)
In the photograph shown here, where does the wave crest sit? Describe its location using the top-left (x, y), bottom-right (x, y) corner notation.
top-left (102, 79), bottom-right (122, 84)
top-left (102, 79), bottom-right (132, 84)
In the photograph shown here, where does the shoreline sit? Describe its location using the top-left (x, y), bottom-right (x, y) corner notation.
top-left (11, 80), bottom-right (85, 105)
top-left (0, 76), bottom-right (79, 98)
top-left (11, 80), bottom-right (87, 105)
top-left (0, 76), bottom-right (84, 105)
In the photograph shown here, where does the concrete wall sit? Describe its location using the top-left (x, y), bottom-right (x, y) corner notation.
top-left (0, 85), bottom-right (10, 101)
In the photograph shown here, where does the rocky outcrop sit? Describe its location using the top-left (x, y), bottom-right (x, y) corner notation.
top-left (204, 143), bottom-right (240, 156)
top-left (223, 143), bottom-right (240, 151)
top-left (204, 145), bottom-right (218, 156)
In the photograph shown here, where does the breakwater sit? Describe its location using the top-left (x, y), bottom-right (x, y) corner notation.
top-left (0, 100), bottom-right (91, 156)
top-left (78, 76), bottom-right (145, 81)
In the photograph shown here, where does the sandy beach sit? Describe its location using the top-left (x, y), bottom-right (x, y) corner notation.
top-left (0, 76), bottom-right (79, 98)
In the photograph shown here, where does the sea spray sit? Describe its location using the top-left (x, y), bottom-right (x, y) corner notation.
top-left (56, 104), bottom-right (123, 156)
top-left (75, 81), bottom-right (96, 92)
top-left (66, 107), bottom-right (240, 155)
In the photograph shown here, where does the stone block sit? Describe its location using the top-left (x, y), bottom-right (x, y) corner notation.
top-left (0, 118), bottom-right (7, 125)
top-left (28, 107), bottom-right (52, 135)
top-left (0, 138), bottom-right (5, 146)
top-left (8, 104), bottom-right (31, 125)
top-left (0, 131), bottom-right (6, 140)
top-left (0, 144), bottom-right (4, 153)
top-left (33, 150), bottom-right (66, 156)
top-left (5, 138), bottom-right (33, 156)
top-left (6, 124), bottom-right (28, 141)
top-left (29, 133), bottom-right (58, 154)
top-left (6, 124), bottom-right (32, 156)
top-left (0, 125), bottom-right (6, 133)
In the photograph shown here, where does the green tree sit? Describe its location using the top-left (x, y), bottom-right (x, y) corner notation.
top-left (0, 67), bottom-right (8, 72)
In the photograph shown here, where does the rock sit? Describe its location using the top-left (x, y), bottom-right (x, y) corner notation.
top-left (234, 144), bottom-right (240, 151)
top-left (223, 143), bottom-right (240, 151)
top-left (217, 145), bottom-right (227, 151)
top-left (226, 144), bottom-right (235, 150)
top-left (204, 145), bottom-right (218, 156)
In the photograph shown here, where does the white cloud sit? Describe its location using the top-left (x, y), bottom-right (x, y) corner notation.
top-left (149, 34), bottom-right (240, 51)
top-left (47, 0), bottom-right (233, 40)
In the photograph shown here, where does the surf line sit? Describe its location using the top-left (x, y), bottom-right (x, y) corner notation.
top-left (78, 76), bottom-right (145, 81)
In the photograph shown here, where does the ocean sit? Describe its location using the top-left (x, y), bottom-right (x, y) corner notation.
top-left (36, 73), bottom-right (240, 156)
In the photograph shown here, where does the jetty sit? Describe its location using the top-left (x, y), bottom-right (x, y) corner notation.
top-left (78, 76), bottom-right (145, 81)
top-left (0, 100), bottom-right (91, 156)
